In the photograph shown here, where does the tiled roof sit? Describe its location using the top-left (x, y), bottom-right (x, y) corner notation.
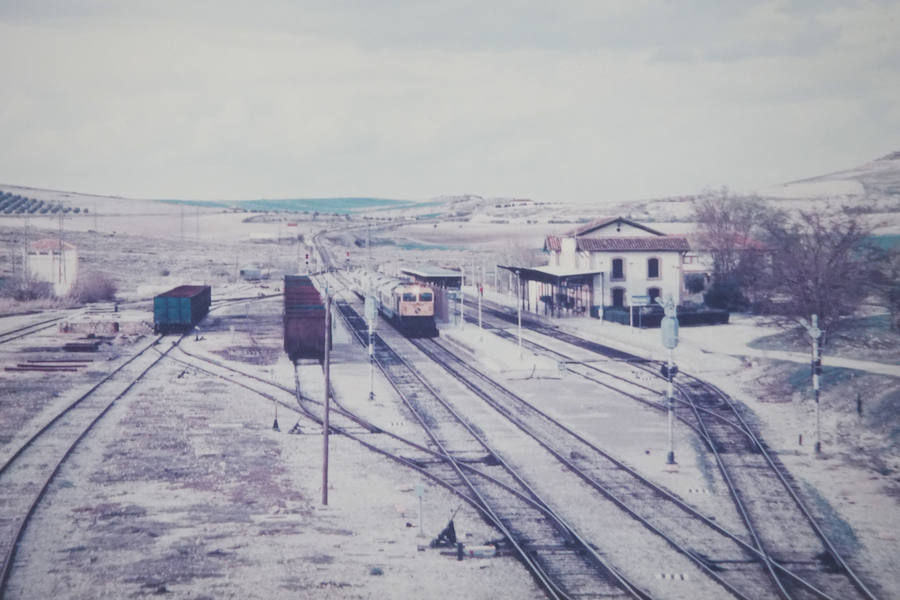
top-left (576, 236), bottom-right (690, 252)
top-left (29, 238), bottom-right (76, 251)
top-left (546, 234), bottom-right (690, 252)
top-left (568, 216), bottom-right (664, 237)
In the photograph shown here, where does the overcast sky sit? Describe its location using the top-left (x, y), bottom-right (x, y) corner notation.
top-left (1, 1), bottom-right (898, 204)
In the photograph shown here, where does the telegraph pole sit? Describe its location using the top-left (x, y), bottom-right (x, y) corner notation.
top-left (459, 267), bottom-right (465, 328)
top-left (478, 264), bottom-right (483, 343)
top-left (366, 292), bottom-right (376, 401)
top-left (322, 293), bottom-right (332, 505)
top-left (516, 270), bottom-right (523, 358)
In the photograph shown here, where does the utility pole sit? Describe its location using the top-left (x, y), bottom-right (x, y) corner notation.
top-left (58, 213), bottom-right (65, 288)
top-left (516, 270), bottom-right (523, 358)
top-left (478, 263), bottom-right (483, 343)
top-left (322, 293), bottom-right (332, 505)
top-left (459, 267), bottom-right (465, 328)
top-left (366, 292), bottom-right (376, 401)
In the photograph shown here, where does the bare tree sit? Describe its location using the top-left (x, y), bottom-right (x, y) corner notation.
top-left (869, 243), bottom-right (900, 332)
top-left (692, 187), bottom-right (767, 309)
top-left (693, 188), bottom-right (767, 277)
top-left (757, 207), bottom-right (876, 342)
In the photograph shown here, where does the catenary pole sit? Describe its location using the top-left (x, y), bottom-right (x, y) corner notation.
top-left (517, 271), bottom-right (523, 358)
top-left (322, 293), bottom-right (332, 505)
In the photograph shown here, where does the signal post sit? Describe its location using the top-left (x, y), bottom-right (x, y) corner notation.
top-left (657, 295), bottom-right (679, 466)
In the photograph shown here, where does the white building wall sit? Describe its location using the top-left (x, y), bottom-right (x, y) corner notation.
top-left (26, 249), bottom-right (78, 296)
top-left (602, 251), bottom-right (682, 306)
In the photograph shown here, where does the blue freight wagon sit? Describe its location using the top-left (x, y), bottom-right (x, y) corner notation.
top-left (154, 285), bottom-right (211, 333)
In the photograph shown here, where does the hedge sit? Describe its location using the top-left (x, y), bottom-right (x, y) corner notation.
top-left (601, 305), bottom-right (729, 327)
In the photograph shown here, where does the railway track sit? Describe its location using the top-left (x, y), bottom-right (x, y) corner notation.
top-left (413, 335), bottom-right (801, 600)
top-left (333, 296), bottom-right (653, 599)
top-left (0, 316), bottom-right (65, 345)
top-left (168, 341), bottom-right (618, 599)
top-left (463, 296), bottom-right (878, 600)
top-left (0, 334), bottom-right (178, 597)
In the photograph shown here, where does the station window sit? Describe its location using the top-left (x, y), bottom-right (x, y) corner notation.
top-left (648, 287), bottom-right (661, 303)
top-left (612, 287), bottom-right (625, 307)
top-left (611, 258), bottom-right (624, 281)
top-left (647, 257), bottom-right (660, 279)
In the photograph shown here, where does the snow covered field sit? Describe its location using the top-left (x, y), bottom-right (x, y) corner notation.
top-left (1, 181), bottom-right (899, 599)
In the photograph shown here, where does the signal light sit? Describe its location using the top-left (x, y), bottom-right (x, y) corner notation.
top-left (660, 364), bottom-right (679, 378)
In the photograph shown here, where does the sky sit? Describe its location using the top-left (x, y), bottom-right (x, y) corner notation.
top-left (0, 1), bottom-right (898, 204)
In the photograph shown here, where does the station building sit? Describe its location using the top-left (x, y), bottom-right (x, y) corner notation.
top-left (501, 217), bottom-right (690, 318)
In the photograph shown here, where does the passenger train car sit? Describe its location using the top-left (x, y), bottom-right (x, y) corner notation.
top-left (352, 270), bottom-right (438, 338)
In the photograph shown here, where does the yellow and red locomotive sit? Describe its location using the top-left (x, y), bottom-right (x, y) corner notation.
top-left (354, 270), bottom-right (439, 338)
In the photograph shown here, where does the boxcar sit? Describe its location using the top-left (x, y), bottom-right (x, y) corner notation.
top-left (153, 285), bottom-right (211, 333)
top-left (283, 275), bottom-right (326, 361)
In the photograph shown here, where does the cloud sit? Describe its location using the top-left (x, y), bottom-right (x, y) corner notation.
top-left (0, 1), bottom-right (897, 203)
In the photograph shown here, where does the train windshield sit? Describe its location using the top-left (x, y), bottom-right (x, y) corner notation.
top-left (402, 292), bottom-right (416, 302)
top-left (419, 292), bottom-right (433, 301)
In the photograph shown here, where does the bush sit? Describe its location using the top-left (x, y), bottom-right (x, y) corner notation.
top-left (71, 272), bottom-right (117, 303)
top-left (704, 277), bottom-right (748, 311)
top-left (13, 280), bottom-right (54, 301)
top-left (601, 305), bottom-right (729, 327)
top-left (685, 273), bottom-right (708, 294)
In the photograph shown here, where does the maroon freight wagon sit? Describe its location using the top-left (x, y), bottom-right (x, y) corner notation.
top-left (283, 275), bottom-right (326, 361)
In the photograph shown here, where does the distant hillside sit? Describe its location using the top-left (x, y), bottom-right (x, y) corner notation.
top-left (602, 151), bottom-right (900, 226)
top-left (0, 190), bottom-right (87, 216)
top-left (235, 197), bottom-right (413, 213)
top-left (759, 151), bottom-right (900, 209)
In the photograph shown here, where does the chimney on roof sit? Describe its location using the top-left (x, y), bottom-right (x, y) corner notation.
top-left (561, 237), bottom-right (576, 270)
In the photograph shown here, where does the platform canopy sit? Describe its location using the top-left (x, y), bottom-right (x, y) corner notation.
top-left (498, 265), bottom-right (603, 286)
top-left (400, 265), bottom-right (462, 289)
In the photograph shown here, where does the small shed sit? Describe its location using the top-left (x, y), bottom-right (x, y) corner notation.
top-left (26, 238), bottom-right (78, 297)
top-left (240, 267), bottom-right (262, 281)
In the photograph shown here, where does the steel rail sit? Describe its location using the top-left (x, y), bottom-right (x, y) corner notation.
top-left (470, 296), bottom-right (876, 600)
top-left (330, 295), bottom-right (653, 600)
top-left (0, 334), bottom-right (180, 596)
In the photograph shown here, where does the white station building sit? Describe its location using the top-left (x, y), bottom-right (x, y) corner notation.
top-left (502, 217), bottom-right (690, 318)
